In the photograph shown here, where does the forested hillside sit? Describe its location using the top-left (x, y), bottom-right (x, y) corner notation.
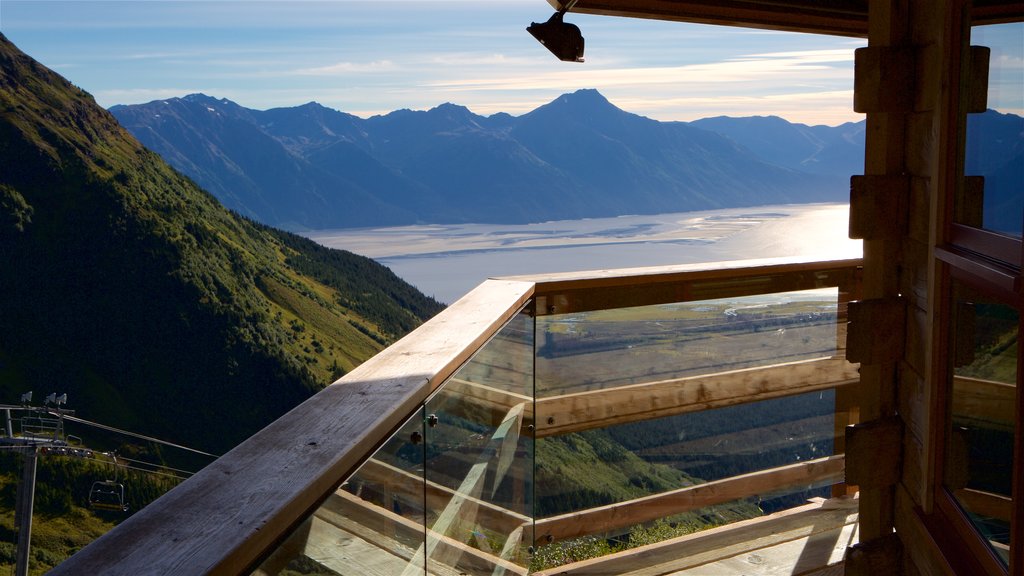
top-left (0, 33), bottom-right (444, 455)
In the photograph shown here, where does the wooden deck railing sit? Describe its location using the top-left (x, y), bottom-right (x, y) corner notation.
top-left (49, 256), bottom-right (862, 576)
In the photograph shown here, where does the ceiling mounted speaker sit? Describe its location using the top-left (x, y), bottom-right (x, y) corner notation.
top-left (527, 11), bottom-right (584, 63)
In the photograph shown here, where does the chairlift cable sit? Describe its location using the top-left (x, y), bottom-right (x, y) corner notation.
top-left (118, 463), bottom-right (189, 482)
top-left (116, 454), bottom-right (197, 476)
top-left (82, 453), bottom-right (191, 482)
top-left (51, 412), bottom-right (218, 458)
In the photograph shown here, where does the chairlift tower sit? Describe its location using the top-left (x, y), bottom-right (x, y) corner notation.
top-left (1, 393), bottom-right (76, 576)
top-left (1, 391), bottom-right (210, 575)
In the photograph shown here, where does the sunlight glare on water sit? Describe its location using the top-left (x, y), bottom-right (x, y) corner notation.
top-left (308, 203), bottom-right (861, 304)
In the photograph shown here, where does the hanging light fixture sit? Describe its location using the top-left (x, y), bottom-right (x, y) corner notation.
top-left (527, 7), bottom-right (584, 62)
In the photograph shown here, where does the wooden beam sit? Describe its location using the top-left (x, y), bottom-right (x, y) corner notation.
top-left (322, 489), bottom-right (528, 576)
top-left (436, 379), bottom-right (533, 428)
top-left (845, 532), bottom-right (903, 576)
top-left (850, 175), bottom-right (910, 240)
top-left (549, 0), bottom-right (868, 37)
top-left (854, 46), bottom-right (915, 113)
top-left (536, 356), bottom-right (860, 437)
top-left (966, 46), bottom-right (991, 113)
top-left (845, 417), bottom-right (903, 488)
top-left (401, 403), bottom-right (526, 575)
top-left (950, 375), bottom-right (1015, 431)
top-left (846, 298), bottom-right (906, 364)
top-left (534, 455), bottom-right (846, 543)
top-left (506, 257), bottom-right (861, 316)
top-left (353, 458), bottom-right (532, 536)
top-left (952, 488), bottom-right (1012, 523)
top-left (532, 495), bottom-right (859, 576)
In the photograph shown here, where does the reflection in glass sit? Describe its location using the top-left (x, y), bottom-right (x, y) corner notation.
top-left (946, 281), bottom-right (1017, 568)
top-left (254, 407), bottom-right (428, 575)
top-left (536, 289), bottom-right (841, 396)
top-left (423, 310), bottom-right (535, 575)
top-left (961, 22), bottom-right (1024, 236)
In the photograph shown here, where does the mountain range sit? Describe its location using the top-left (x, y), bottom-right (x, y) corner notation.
top-left (110, 91), bottom-right (1023, 233)
top-left (109, 91), bottom-right (858, 230)
top-left (0, 33), bottom-right (443, 454)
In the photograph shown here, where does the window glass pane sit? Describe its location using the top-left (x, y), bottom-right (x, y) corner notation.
top-left (945, 280), bottom-right (1017, 569)
top-left (960, 22), bottom-right (1024, 237)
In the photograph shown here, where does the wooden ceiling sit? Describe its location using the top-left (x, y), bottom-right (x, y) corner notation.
top-left (547, 0), bottom-right (1023, 38)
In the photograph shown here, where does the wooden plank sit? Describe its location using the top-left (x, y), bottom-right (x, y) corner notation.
top-left (533, 496), bottom-right (859, 576)
top-left (534, 455), bottom-right (846, 543)
top-left (849, 175), bottom-right (910, 240)
top-left (552, 0), bottom-right (868, 37)
top-left (536, 356), bottom-right (859, 437)
top-left (853, 46), bottom-right (914, 113)
top-left (321, 490), bottom-right (527, 576)
top-left (894, 486), bottom-right (958, 576)
top-left (437, 379), bottom-right (533, 428)
top-left (504, 258), bottom-right (861, 317)
top-left (950, 375), bottom-right (1016, 431)
top-left (355, 458), bottom-right (531, 535)
top-left (403, 403), bottom-right (526, 576)
top-left (966, 46), bottom-right (991, 113)
top-left (665, 520), bottom-right (857, 575)
top-left (47, 279), bottom-right (535, 576)
top-left (845, 417), bottom-right (902, 488)
top-left (845, 533), bottom-right (902, 576)
top-left (302, 516), bottom-right (420, 576)
top-left (952, 488), bottom-right (1012, 523)
top-left (846, 298), bottom-right (906, 364)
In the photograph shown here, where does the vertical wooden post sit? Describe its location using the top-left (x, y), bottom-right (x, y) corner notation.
top-left (852, 0), bottom-right (975, 572)
top-left (852, 0), bottom-right (912, 543)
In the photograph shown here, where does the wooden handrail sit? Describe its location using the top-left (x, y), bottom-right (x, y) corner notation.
top-left (519, 257), bottom-right (861, 316)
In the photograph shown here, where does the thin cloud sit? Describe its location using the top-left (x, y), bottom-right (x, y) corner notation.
top-left (421, 53), bottom-right (538, 67)
top-left (292, 60), bottom-right (400, 75)
top-left (737, 48), bottom-right (856, 62)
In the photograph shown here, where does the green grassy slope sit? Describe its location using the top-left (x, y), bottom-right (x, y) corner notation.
top-left (0, 33), bottom-right (444, 454)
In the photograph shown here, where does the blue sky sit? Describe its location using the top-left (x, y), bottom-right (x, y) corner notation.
top-left (1, 2), bottom-right (1020, 125)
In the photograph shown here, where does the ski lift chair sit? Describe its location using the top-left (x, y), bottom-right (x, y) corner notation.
top-left (88, 480), bottom-right (128, 512)
top-left (89, 454), bottom-right (128, 512)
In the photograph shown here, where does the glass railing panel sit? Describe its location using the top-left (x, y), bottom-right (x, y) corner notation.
top-left (253, 406), bottom-right (428, 575)
top-left (532, 286), bottom-right (854, 568)
top-left (422, 309), bottom-right (535, 576)
top-left (535, 288), bottom-right (843, 396)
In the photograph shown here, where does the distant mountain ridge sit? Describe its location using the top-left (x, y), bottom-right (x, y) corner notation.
top-left (111, 90), bottom-right (854, 230)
